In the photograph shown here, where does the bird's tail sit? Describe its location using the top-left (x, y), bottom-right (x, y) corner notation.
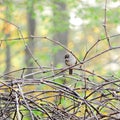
top-left (69, 69), bottom-right (73, 75)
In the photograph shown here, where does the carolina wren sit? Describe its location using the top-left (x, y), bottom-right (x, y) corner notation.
top-left (65, 53), bottom-right (77, 75)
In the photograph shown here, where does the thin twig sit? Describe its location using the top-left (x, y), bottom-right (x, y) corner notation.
top-left (17, 84), bottom-right (34, 120)
top-left (103, 0), bottom-right (111, 48)
top-left (15, 93), bottom-right (21, 120)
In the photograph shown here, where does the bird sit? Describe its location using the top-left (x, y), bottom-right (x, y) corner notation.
top-left (64, 53), bottom-right (77, 75)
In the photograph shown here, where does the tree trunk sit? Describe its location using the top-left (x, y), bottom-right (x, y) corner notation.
top-left (3, 6), bottom-right (11, 79)
top-left (4, 34), bottom-right (11, 79)
top-left (25, 2), bottom-right (36, 78)
top-left (52, 1), bottom-right (69, 66)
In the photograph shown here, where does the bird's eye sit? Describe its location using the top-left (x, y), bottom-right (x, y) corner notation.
top-left (65, 54), bottom-right (69, 58)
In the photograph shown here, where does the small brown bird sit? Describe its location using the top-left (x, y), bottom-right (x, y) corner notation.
top-left (65, 53), bottom-right (77, 75)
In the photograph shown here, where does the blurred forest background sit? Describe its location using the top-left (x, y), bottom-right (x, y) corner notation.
top-left (0, 0), bottom-right (120, 75)
top-left (1, 0), bottom-right (120, 120)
